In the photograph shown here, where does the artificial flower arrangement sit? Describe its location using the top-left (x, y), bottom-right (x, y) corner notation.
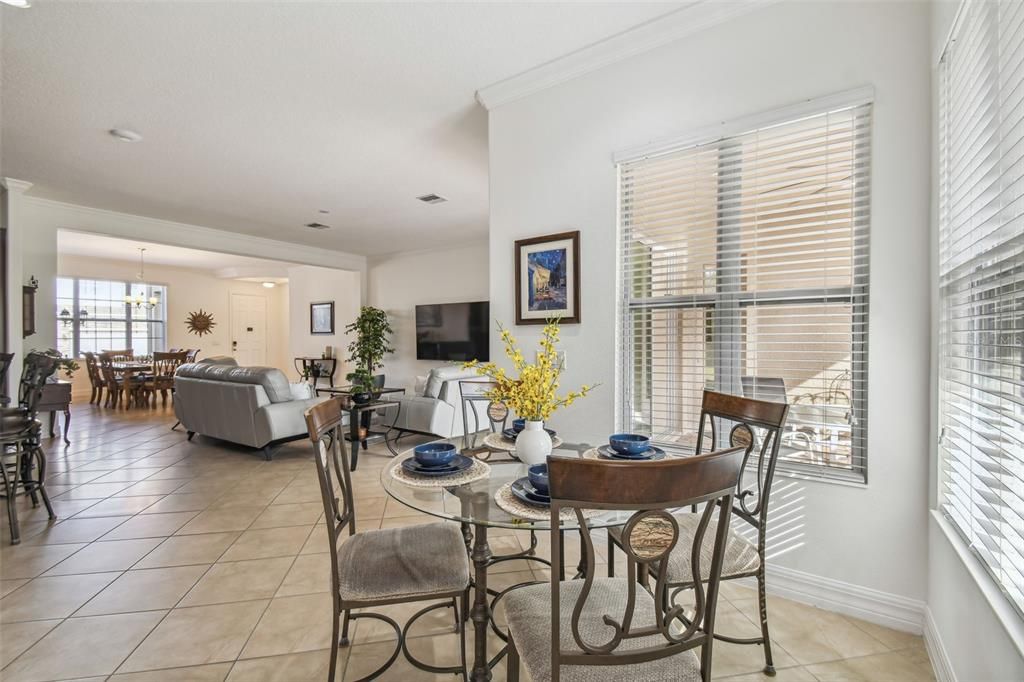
top-left (463, 319), bottom-right (595, 422)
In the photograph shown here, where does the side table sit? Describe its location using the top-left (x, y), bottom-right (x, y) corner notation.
top-left (38, 380), bottom-right (72, 446)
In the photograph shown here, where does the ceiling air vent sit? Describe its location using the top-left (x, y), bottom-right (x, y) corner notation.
top-left (305, 222), bottom-right (331, 230)
top-left (416, 193), bottom-right (447, 204)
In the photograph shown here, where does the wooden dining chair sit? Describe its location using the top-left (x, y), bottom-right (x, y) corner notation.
top-left (304, 398), bottom-right (472, 682)
top-left (83, 352), bottom-right (104, 405)
top-left (184, 349), bottom-right (200, 363)
top-left (504, 446), bottom-right (746, 682)
top-left (101, 349), bottom-right (134, 362)
top-left (98, 352), bottom-right (143, 408)
top-left (607, 389), bottom-right (790, 675)
top-left (141, 351), bottom-right (188, 407)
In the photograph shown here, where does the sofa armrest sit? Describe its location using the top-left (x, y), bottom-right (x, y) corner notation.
top-left (392, 395), bottom-right (456, 437)
top-left (254, 396), bottom-right (336, 446)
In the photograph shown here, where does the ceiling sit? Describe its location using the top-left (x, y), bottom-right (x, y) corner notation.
top-left (58, 230), bottom-right (292, 281)
top-left (2, 2), bottom-right (683, 256)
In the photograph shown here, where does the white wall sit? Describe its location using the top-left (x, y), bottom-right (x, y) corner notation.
top-left (57, 254), bottom-right (290, 396)
top-left (287, 265), bottom-right (361, 382)
top-left (367, 241), bottom-right (489, 391)
top-left (925, 2), bottom-right (1024, 679)
top-left (488, 0), bottom-right (931, 616)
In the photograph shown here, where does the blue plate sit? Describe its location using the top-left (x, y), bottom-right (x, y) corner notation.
top-left (401, 454), bottom-right (474, 477)
top-left (511, 477), bottom-right (550, 507)
top-left (502, 427), bottom-right (557, 441)
top-left (596, 444), bottom-right (666, 461)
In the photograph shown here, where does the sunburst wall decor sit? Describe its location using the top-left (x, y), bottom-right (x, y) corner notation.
top-left (185, 309), bottom-right (216, 336)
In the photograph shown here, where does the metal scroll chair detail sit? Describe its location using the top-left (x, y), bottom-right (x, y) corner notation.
top-left (503, 447), bottom-right (746, 682)
top-left (304, 398), bottom-right (472, 682)
top-left (608, 389), bottom-right (789, 675)
top-left (1, 352), bottom-right (60, 544)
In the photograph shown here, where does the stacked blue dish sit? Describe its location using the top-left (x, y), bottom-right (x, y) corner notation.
top-left (401, 442), bottom-right (474, 477)
top-left (596, 434), bottom-right (666, 461)
top-left (511, 463), bottom-right (551, 507)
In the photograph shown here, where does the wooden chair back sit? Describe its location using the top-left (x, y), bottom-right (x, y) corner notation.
top-left (546, 447), bottom-right (746, 680)
top-left (83, 352), bottom-right (103, 387)
top-left (305, 398), bottom-right (356, 601)
top-left (101, 349), bottom-right (134, 363)
top-left (694, 390), bottom-right (789, 529)
top-left (184, 349), bottom-right (200, 362)
top-left (98, 352), bottom-right (121, 386)
top-left (151, 351), bottom-right (188, 377)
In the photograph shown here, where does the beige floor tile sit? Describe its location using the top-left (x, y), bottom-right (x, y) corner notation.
top-left (275, 552), bottom-right (331, 597)
top-left (225, 649), bottom-right (342, 681)
top-left (115, 478), bottom-right (193, 496)
top-left (139, 492), bottom-right (216, 514)
top-left (90, 468), bottom-right (165, 483)
top-left (73, 496), bottom-right (167, 518)
top-left (0, 578), bottom-right (29, 597)
top-left (19, 516), bottom-right (128, 545)
top-left (343, 632), bottom-right (464, 681)
top-left (806, 645), bottom-right (935, 681)
top-left (176, 507), bottom-right (265, 535)
top-left (720, 666), bottom-right (819, 681)
top-left (101, 511), bottom-right (199, 540)
top-left (239, 593), bottom-right (335, 659)
top-left (0, 572), bottom-right (120, 622)
top-left (0, 619), bottom-right (61, 668)
top-left (846, 616), bottom-right (924, 651)
top-left (134, 532), bottom-right (240, 568)
top-left (76, 565), bottom-right (210, 615)
top-left (300, 524), bottom-right (331, 554)
top-left (119, 600), bottom-right (269, 672)
top-left (55, 481), bottom-right (134, 499)
top-left (110, 662), bottom-right (233, 682)
top-left (44, 538), bottom-right (163, 575)
top-left (249, 502), bottom-right (325, 529)
top-left (220, 525), bottom-right (313, 562)
top-left (0, 543), bottom-right (87, 579)
top-left (709, 601), bottom-right (799, 678)
top-left (180, 557), bottom-right (294, 606)
top-left (2, 611), bottom-right (165, 682)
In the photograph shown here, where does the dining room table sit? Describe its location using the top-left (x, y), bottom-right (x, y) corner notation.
top-left (381, 434), bottom-right (644, 682)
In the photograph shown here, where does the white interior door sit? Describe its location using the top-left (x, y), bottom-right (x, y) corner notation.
top-left (230, 293), bottom-right (267, 367)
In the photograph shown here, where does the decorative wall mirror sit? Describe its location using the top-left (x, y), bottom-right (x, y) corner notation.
top-left (22, 276), bottom-right (38, 338)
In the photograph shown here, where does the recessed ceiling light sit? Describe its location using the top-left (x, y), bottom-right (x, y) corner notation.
top-left (416, 193), bottom-right (447, 204)
top-left (0, 0), bottom-right (32, 8)
top-left (109, 128), bottom-right (143, 143)
top-left (262, 282), bottom-right (276, 289)
top-left (318, 209), bottom-right (330, 215)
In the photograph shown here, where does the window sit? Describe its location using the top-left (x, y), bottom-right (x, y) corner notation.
top-left (56, 277), bottom-right (167, 357)
top-left (938, 0), bottom-right (1024, 617)
top-left (617, 92), bottom-right (871, 482)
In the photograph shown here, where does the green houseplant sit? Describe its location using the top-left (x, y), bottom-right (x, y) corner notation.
top-left (344, 306), bottom-right (394, 403)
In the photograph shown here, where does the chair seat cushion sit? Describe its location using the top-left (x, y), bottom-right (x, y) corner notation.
top-left (504, 578), bottom-right (702, 682)
top-left (610, 512), bottom-right (760, 583)
top-left (336, 522), bottom-right (469, 603)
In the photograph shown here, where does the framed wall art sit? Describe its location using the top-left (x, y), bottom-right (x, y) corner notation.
top-left (514, 230), bottom-right (580, 325)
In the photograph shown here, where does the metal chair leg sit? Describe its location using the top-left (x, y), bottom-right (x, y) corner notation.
top-left (4, 454), bottom-right (22, 544)
top-left (33, 446), bottom-right (56, 520)
top-left (507, 633), bottom-right (521, 682)
top-left (757, 567), bottom-right (776, 675)
top-left (339, 608), bottom-right (351, 647)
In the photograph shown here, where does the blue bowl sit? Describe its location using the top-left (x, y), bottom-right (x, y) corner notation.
top-left (512, 418), bottom-right (526, 433)
top-left (414, 442), bottom-right (457, 468)
top-left (609, 433), bottom-right (651, 456)
top-left (528, 464), bottom-right (549, 496)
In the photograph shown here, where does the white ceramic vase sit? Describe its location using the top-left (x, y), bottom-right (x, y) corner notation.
top-left (515, 420), bottom-right (552, 466)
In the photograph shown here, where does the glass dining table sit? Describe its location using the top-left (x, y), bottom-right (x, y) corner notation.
top-left (380, 436), bottom-right (633, 682)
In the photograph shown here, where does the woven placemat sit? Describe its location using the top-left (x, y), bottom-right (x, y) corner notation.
top-left (493, 481), bottom-right (602, 522)
top-left (482, 431), bottom-right (564, 453)
top-left (388, 457), bottom-right (491, 489)
top-left (581, 447), bottom-right (677, 461)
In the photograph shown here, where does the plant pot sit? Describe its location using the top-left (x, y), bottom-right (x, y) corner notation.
top-left (352, 392), bottom-right (372, 405)
top-left (515, 420), bottom-right (552, 466)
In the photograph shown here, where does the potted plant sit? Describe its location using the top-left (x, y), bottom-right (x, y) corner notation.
top-left (344, 306), bottom-right (394, 405)
top-left (464, 319), bottom-right (595, 464)
top-left (33, 348), bottom-right (80, 381)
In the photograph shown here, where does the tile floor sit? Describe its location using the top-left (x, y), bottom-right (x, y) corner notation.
top-left (0, 404), bottom-right (936, 681)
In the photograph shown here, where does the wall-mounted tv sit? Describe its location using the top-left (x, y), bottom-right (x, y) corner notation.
top-left (415, 301), bottom-right (489, 362)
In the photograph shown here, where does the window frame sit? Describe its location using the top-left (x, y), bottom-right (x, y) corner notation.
top-left (616, 88), bottom-right (873, 484)
top-left (57, 276), bottom-right (168, 358)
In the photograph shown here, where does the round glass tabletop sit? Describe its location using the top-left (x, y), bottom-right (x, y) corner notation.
top-left (380, 435), bottom-right (633, 531)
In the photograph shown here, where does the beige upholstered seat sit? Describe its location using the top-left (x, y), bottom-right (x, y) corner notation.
top-left (610, 512), bottom-right (760, 582)
top-left (504, 578), bottom-right (702, 682)
top-left (336, 522), bottom-right (470, 602)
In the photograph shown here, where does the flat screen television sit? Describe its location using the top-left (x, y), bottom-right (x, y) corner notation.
top-left (415, 301), bottom-right (489, 362)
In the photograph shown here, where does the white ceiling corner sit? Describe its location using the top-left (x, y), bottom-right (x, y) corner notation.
top-left (475, 0), bottom-right (779, 110)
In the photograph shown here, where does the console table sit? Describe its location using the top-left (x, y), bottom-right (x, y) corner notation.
top-left (293, 356), bottom-right (338, 389)
top-left (39, 380), bottom-right (72, 446)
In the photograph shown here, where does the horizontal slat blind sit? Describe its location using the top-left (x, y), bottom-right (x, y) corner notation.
top-left (618, 97), bottom-right (871, 481)
top-left (938, 0), bottom-right (1024, 617)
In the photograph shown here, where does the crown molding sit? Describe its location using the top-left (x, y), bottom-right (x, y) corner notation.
top-left (475, 0), bottom-right (778, 110)
top-left (25, 196), bottom-right (367, 273)
top-left (2, 178), bottom-right (33, 193)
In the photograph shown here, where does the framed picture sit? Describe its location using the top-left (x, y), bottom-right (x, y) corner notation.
top-left (515, 230), bottom-right (580, 325)
top-left (310, 301), bottom-right (335, 335)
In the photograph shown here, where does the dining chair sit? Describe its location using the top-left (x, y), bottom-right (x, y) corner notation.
top-left (304, 398), bottom-right (472, 682)
top-left (607, 389), bottom-right (789, 675)
top-left (184, 348), bottom-right (200, 363)
top-left (504, 446), bottom-right (746, 682)
top-left (141, 351), bottom-right (188, 407)
top-left (83, 352), bottom-right (105, 405)
top-left (101, 349), bottom-right (134, 362)
top-left (0, 351), bottom-right (60, 543)
top-left (99, 352), bottom-right (143, 408)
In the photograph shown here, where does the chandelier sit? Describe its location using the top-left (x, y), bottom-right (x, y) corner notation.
top-left (124, 248), bottom-right (161, 309)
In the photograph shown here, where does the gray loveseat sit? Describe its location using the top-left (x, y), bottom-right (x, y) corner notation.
top-left (173, 357), bottom-right (331, 459)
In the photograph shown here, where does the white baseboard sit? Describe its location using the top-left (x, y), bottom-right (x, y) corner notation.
top-left (737, 564), bottom-right (926, 634)
top-left (923, 606), bottom-right (956, 682)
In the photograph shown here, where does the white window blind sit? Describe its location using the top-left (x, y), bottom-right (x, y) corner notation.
top-left (618, 94), bottom-right (871, 482)
top-left (938, 0), bottom-right (1024, 616)
top-left (56, 277), bottom-right (167, 358)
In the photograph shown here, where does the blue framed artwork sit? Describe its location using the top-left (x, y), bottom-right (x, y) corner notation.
top-left (514, 230), bottom-right (580, 325)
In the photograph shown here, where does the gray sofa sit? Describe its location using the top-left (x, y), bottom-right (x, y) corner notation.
top-left (173, 356), bottom-right (330, 459)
